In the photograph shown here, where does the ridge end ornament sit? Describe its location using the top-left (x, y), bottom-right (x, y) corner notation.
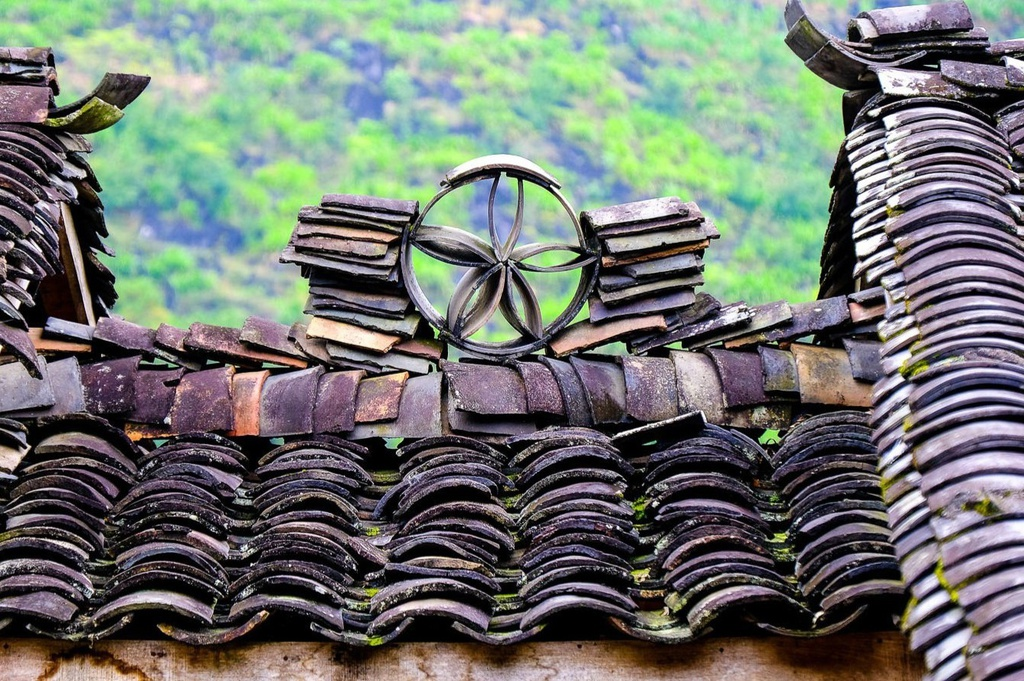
top-left (401, 155), bottom-right (599, 359)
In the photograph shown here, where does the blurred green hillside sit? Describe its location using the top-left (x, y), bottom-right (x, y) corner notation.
top-left (3, 0), bottom-right (1023, 328)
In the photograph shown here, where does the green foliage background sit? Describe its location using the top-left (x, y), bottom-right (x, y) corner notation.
top-left (2, 0), bottom-right (1023, 328)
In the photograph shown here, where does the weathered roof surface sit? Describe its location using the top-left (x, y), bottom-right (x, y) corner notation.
top-left (0, 410), bottom-right (900, 645)
top-left (8, 307), bottom-right (881, 439)
top-left (9, 0), bottom-right (1024, 673)
top-left (0, 52), bottom-right (149, 383)
top-left (0, 7), bottom-right (912, 654)
top-left (0, 263), bottom-right (897, 645)
top-left (794, 1), bottom-right (1024, 679)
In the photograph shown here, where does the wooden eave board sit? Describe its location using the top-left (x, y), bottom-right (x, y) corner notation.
top-left (0, 633), bottom-right (923, 680)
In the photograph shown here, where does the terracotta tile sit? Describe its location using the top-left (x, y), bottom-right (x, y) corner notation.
top-left (229, 370), bottom-right (271, 437)
top-left (354, 371), bottom-right (408, 423)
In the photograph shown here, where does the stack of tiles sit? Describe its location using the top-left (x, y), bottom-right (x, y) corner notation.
top-left (0, 47), bottom-right (57, 95)
top-left (0, 48), bottom-right (148, 381)
top-left (281, 194), bottom-right (441, 375)
top-left (582, 197), bottom-right (717, 325)
top-left (844, 1), bottom-right (987, 60)
top-left (785, 0), bottom-right (989, 92)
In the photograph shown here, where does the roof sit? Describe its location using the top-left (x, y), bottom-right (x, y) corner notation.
top-left (0, 39), bottom-right (904, 650)
top-left (0, 409), bottom-right (899, 645)
top-left (1, 0), bottom-right (1023, 677)
top-left (788, 1), bottom-right (1024, 678)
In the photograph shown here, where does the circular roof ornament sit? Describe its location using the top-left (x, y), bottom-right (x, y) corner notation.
top-left (401, 155), bottom-right (599, 358)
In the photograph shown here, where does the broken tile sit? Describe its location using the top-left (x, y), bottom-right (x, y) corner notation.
top-left (42, 317), bottom-right (94, 343)
top-left (354, 372), bottom-right (409, 423)
top-left (589, 290), bottom-right (696, 323)
top-left (312, 370), bottom-right (364, 434)
top-left (259, 366), bottom-right (325, 437)
top-left (168, 366), bottom-right (235, 433)
top-left (447, 401), bottom-right (537, 438)
top-left (324, 342), bottom-right (436, 375)
top-left (0, 85), bottom-right (50, 124)
top-left (81, 356), bottom-right (139, 415)
top-left (0, 323), bottom-right (41, 377)
top-left (6, 356), bottom-right (84, 417)
top-left (320, 193), bottom-right (418, 217)
top-left (582, 196), bottom-right (693, 231)
top-left (621, 356), bottom-right (679, 422)
top-left (153, 323), bottom-right (206, 370)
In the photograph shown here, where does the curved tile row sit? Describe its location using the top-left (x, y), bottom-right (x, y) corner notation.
top-left (238, 437), bottom-right (383, 644)
top-left (0, 411), bottom-right (902, 644)
top-left (511, 430), bottom-right (638, 637)
top-left (632, 424), bottom-right (800, 641)
top-left (903, 98), bottom-right (1024, 681)
top-left (0, 415), bottom-right (138, 637)
top-left (1, 339), bottom-right (879, 444)
top-left (830, 88), bottom-right (1024, 680)
top-left (100, 434), bottom-right (246, 637)
top-left (369, 437), bottom-right (513, 643)
top-left (621, 413), bottom-right (901, 642)
top-left (774, 412), bottom-right (901, 626)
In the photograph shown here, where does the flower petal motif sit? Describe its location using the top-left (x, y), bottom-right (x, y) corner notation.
top-left (486, 176), bottom-right (503, 258)
top-left (501, 176), bottom-right (526, 259)
top-left (447, 263), bottom-right (506, 339)
top-left (500, 265), bottom-right (544, 339)
top-left (510, 242), bottom-right (597, 273)
top-left (412, 223), bottom-right (496, 268)
top-left (408, 166), bottom-right (595, 351)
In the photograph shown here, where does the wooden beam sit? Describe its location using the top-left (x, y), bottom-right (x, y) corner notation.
top-left (57, 202), bottom-right (96, 326)
top-left (27, 327), bottom-right (92, 353)
top-left (2, 633), bottom-right (923, 681)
